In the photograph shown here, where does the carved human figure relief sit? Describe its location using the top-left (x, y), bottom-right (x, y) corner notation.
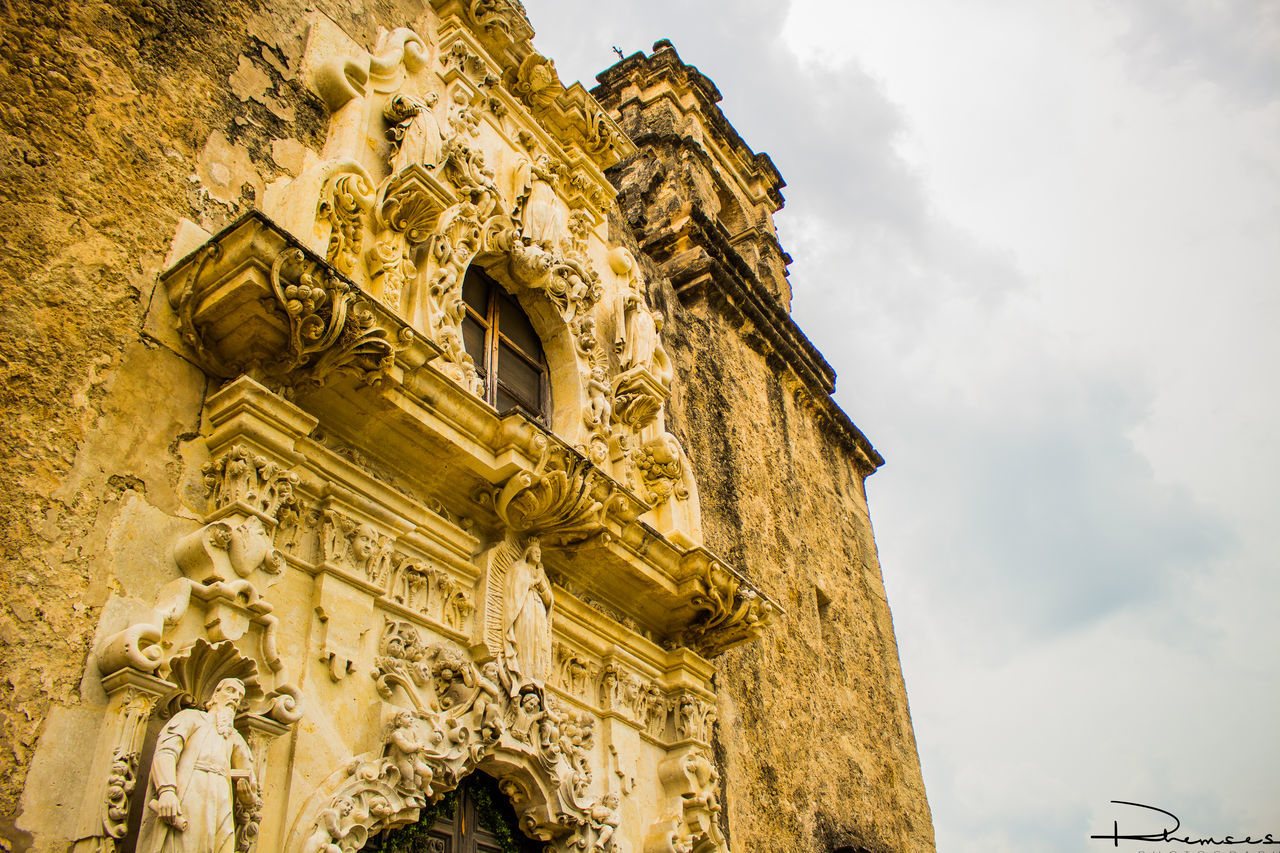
top-left (584, 365), bottom-right (613, 433)
top-left (385, 710), bottom-right (437, 796)
top-left (514, 153), bottom-right (566, 250)
top-left (136, 678), bottom-right (259, 853)
top-left (384, 93), bottom-right (443, 174)
top-left (502, 537), bottom-right (553, 690)
top-left (611, 251), bottom-right (671, 385)
top-left (299, 795), bottom-right (355, 853)
top-left (589, 791), bottom-right (622, 851)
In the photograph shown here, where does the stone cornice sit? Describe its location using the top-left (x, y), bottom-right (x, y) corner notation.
top-left (629, 199), bottom-right (885, 475)
top-left (592, 40), bottom-right (785, 212)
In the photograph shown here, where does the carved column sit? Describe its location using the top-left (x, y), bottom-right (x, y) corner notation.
top-left (71, 668), bottom-right (176, 852)
top-left (236, 712), bottom-right (292, 852)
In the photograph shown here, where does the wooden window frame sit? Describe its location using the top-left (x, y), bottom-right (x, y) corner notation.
top-left (462, 267), bottom-right (550, 424)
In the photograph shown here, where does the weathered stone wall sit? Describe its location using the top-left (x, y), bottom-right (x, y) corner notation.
top-left (0, 0), bottom-right (412, 844)
top-left (0, 5), bottom-right (932, 851)
top-left (661, 290), bottom-right (933, 852)
top-left (595, 41), bottom-right (935, 852)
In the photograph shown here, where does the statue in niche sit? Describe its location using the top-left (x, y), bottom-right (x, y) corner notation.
top-left (611, 250), bottom-right (673, 387)
top-left (137, 678), bottom-right (258, 853)
top-left (513, 153), bottom-right (565, 250)
top-left (502, 537), bottom-right (553, 690)
top-left (384, 92), bottom-right (443, 173)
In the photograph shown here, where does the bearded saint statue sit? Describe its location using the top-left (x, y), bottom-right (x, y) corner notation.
top-left (137, 678), bottom-right (258, 853)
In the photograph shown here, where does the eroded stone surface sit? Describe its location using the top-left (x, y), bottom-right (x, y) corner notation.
top-left (1, 7), bottom-right (930, 853)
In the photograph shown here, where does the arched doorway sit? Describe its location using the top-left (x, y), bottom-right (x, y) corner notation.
top-left (360, 771), bottom-right (542, 853)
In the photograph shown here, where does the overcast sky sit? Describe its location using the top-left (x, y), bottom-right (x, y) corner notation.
top-left (524, 1), bottom-right (1280, 850)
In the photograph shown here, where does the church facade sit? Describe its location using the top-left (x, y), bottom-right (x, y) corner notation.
top-left (0, 1), bottom-right (934, 851)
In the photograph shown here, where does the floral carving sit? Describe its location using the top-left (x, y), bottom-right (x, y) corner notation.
top-left (269, 247), bottom-right (400, 389)
top-left (319, 172), bottom-right (373, 277)
top-left (203, 444), bottom-right (300, 522)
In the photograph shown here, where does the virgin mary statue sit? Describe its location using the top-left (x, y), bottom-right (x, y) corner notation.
top-left (503, 537), bottom-right (553, 690)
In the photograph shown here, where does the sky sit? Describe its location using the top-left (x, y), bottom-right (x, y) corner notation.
top-left (522, 1), bottom-right (1280, 851)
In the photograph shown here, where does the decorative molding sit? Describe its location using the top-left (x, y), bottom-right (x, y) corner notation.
top-left (161, 213), bottom-right (430, 394)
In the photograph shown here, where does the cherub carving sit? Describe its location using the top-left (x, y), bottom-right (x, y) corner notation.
top-left (385, 711), bottom-right (436, 795)
top-left (430, 645), bottom-right (473, 710)
top-left (301, 795), bottom-right (355, 853)
top-left (584, 365), bottom-right (612, 432)
top-left (473, 662), bottom-right (506, 740)
top-left (589, 792), bottom-right (622, 851)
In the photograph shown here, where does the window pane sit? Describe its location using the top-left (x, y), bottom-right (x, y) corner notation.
top-left (496, 290), bottom-right (542, 359)
top-left (497, 343), bottom-right (541, 410)
top-left (495, 386), bottom-right (519, 414)
top-left (462, 268), bottom-right (490, 313)
top-left (462, 316), bottom-right (487, 375)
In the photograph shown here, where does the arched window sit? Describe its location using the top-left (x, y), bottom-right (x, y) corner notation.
top-left (461, 266), bottom-right (550, 424)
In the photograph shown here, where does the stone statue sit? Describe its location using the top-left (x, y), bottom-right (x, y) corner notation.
top-left (589, 791), bottom-right (622, 851)
top-left (137, 678), bottom-right (258, 853)
top-left (514, 153), bottom-right (565, 250)
top-left (584, 365), bottom-right (612, 432)
top-left (300, 795), bottom-right (354, 853)
top-left (616, 289), bottom-right (667, 383)
top-left (503, 537), bottom-right (553, 690)
top-left (385, 711), bottom-right (437, 796)
top-left (384, 93), bottom-right (443, 173)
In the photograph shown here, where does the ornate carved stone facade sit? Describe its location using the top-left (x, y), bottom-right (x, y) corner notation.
top-left (1, 3), bottom-right (932, 852)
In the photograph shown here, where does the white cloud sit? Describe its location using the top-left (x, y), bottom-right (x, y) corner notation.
top-left (529, 1), bottom-right (1280, 850)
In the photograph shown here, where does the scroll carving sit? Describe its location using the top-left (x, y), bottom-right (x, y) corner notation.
top-left (164, 217), bottom-right (414, 393)
top-left (685, 562), bottom-right (776, 656)
top-left (295, 639), bottom-right (624, 853)
top-left (492, 438), bottom-right (618, 544)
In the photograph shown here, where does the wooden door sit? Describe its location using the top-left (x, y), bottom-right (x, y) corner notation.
top-left (362, 772), bottom-right (541, 853)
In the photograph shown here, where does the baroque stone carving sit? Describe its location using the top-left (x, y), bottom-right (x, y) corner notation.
top-left (385, 93), bottom-right (444, 174)
top-left (554, 643), bottom-right (596, 700)
top-left (685, 561), bottom-right (776, 656)
top-left (502, 537), bottom-right (554, 690)
top-left (491, 437), bottom-right (621, 544)
top-left (507, 52), bottom-right (565, 110)
top-left (612, 249), bottom-right (671, 389)
top-left (164, 215), bottom-right (420, 393)
top-left (673, 693), bottom-right (715, 744)
top-left (635, 433), bottom-right (688, 508)
top-left (294, 641), bottom-right (624, 853)
top-left (137, 677), bottom-right (260, 853)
